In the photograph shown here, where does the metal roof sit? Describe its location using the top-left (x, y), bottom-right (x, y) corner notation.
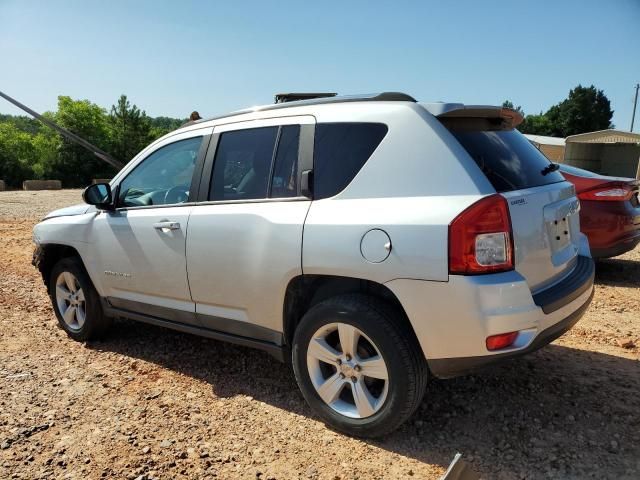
top-left (524, 134), bottom-right (566, 147)
top-left (566, 129), bottom-right (640, 144)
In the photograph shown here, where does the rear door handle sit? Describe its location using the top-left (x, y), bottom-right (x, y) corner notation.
top-left (153, 221), bottom-right (180, 231)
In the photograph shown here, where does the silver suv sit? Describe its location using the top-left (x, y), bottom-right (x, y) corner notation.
top-left (32, 92), bottom-right (595, 437)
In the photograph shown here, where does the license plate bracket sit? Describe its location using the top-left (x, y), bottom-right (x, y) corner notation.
top-left (549, 216), bottom-right (571, 252)
top-left (543, 197), bottom-right (580, 255)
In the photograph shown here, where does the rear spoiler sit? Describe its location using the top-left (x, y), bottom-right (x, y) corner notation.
top-left (421, 103), bottom-right (524, 129)
top-left (0, 90), bottom-right (124, 169)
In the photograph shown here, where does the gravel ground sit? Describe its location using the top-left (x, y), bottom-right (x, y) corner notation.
top-left (1, 189), bottom-right (638, 480)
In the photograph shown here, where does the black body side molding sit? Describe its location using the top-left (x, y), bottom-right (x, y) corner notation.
top-left (102, 299), bottom-right (286, 362)
top-left (532, 255), bottom-right (594, 314)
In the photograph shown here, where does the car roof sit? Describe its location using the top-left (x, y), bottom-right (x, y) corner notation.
top-left (168, 93), bottom-right (515, 138)
top-left (189, 92), bottom-right (418, 126)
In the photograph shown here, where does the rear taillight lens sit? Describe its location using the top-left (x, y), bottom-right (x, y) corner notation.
top-left (486, 331), bottom-right (518, 351)
top-left (578, 185), bottom-right (634, 202)
top-left (449, 194), bottom-right (513, 274)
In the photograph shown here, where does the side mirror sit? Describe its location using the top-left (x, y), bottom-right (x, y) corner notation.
top-left (82, 183), bottom-right (113, 209)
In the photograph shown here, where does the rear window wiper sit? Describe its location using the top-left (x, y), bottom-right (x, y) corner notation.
top-left (541, 163), bottom-right (560, 176)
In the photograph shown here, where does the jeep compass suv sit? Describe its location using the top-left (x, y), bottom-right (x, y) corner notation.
top-left (32, 92), bottom-right (595, 437)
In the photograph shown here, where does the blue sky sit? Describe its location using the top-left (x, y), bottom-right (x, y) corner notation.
top-left (1, 0), bottom-right (639, 129)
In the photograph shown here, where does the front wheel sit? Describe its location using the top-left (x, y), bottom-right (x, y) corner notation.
top-left (292, 294), bottom-right (427, 437)
top-left (49, 257), bottom-right (112, 341)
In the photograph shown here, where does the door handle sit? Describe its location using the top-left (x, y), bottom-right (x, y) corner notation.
top-left (153, 221), bottom-right (180, 231)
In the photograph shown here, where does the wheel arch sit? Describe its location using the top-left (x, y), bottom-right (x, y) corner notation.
top-left (282, 274), bottom-right (424, 359)
top-left (34, 243), bottom-right (85, 294)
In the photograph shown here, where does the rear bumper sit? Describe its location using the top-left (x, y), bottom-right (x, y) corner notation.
top-left (428, 289), bottom-right (593, 378)
top-left (385, 255), bottom-right (595, 379)
top-left (590, 232), bottom-right (640, 259)
top-left (580, 199), bottom-right (640, 258)
top-left (532, 255), bottom-right (594, 314)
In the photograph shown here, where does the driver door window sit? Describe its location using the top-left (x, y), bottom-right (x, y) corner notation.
top-left (118, 136), bottom-right (203, 207)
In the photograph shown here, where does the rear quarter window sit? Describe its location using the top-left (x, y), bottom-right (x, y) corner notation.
top-left (444, 120), bottom-right (564, 192)
top-left (313, 123), bottom-right (388, 199)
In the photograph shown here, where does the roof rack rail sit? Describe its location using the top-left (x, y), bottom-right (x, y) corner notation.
top-left (195, 92), bottom-right (419, 126)
top-left (274, 92), bottom-right (337, 104)
top-left (367, 92), bottom-right (417, 102)
top-left (260, 92), bottom-right (417, 111)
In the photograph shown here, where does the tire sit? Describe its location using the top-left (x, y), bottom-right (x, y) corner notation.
top-left (292, 294), bottom-right (427, 437)
top-left (49, 256), bottom-right (112, 341)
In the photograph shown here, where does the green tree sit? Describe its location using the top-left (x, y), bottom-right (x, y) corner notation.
top-left (150, 115), bottom-right (185, 135)
top-left (502, 100), bottom-right (525, 117)
top-left (0, 123), bottom-right (36, 186)
top-left (519, 113), bottom-right (554, 135)
top-left (108, 95), bottom-right (154, 163)
top-left (31, 123), bottom-right (61, 180)
top-left (49, 96), bottom-right (115, 186)
top-left (0, 114), bottom-right (42, 135)
top-left (546, 85), bottom-right (614, 137)
top-left (508, 85), bottom-right (614, 137)
top-left (0, 96), bottom-right (184, 187)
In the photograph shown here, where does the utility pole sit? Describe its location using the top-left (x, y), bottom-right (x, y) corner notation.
top-left (631, 83), bottom-right (639, 132)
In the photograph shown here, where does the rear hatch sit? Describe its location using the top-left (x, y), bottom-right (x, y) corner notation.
top-left (436, 107), bottom-right (581, 292)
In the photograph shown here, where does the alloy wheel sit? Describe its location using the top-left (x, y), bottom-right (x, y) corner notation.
top-left (55, 271), bottom-right (86, 331)
top-left (306, 322), bottom-right (389, 419)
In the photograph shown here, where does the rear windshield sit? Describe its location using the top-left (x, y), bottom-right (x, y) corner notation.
top-left (444, 119), bottom-right (565, 192)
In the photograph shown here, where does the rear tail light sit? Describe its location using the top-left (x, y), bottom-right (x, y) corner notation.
top-left (578, 185), bottom-right (634, 202)
top-left (449, 194), bottom-right (514, 274)
top-left (486, 331), bottom-right (518, 351)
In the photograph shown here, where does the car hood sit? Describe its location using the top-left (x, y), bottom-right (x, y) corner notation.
top-left (43, 203), bottom-right (95, 220)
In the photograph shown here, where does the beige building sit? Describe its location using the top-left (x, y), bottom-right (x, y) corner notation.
top-left (564, 130), bottom-right (640, 179)
top-left (526, 130), bottom-right (640, 179)
top-left (524, 134), bottom-right (565, 162)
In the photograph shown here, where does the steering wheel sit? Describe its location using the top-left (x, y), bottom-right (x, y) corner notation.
top-left (164, 186), bottom-right (189, 204)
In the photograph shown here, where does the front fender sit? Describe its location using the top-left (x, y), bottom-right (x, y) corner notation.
top-left (32, 212), bottom-right (103, 295)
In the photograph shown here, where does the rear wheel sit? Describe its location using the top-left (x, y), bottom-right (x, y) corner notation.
top-left (49, 257), bottom-right (111, 341)
top-left (292, 294), bottom-right (427, 437)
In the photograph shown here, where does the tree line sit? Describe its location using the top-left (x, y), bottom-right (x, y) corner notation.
top-left (504, 84), bottom-right (614, 137)
top-left (0, 95), bottom-right (184, 187)
top-left (0, 85), bottom-right (614, 188)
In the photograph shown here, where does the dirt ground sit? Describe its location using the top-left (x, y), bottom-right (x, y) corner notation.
top-left (1, 189), bottom-right (638, 480)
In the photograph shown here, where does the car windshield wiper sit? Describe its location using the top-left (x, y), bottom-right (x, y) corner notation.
top-left (541, 163), bottom-right (560, 176)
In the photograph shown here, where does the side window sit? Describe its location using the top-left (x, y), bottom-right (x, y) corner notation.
top-left (270, 125), bottom-right (300, 198)
top-left (118, 136), bottom-right (202, 207)
top-left (209, 127), bottom-right (278, 201)
top-left (313, 123), bottom-right (388, 199)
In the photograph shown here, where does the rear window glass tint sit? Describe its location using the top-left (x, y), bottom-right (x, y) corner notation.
top-left (209, 127), bottom-right (278, 201)
top-left (313, 123), bottom-right (388, 199)
top-left (445, 125), bottom-right (564, 192)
